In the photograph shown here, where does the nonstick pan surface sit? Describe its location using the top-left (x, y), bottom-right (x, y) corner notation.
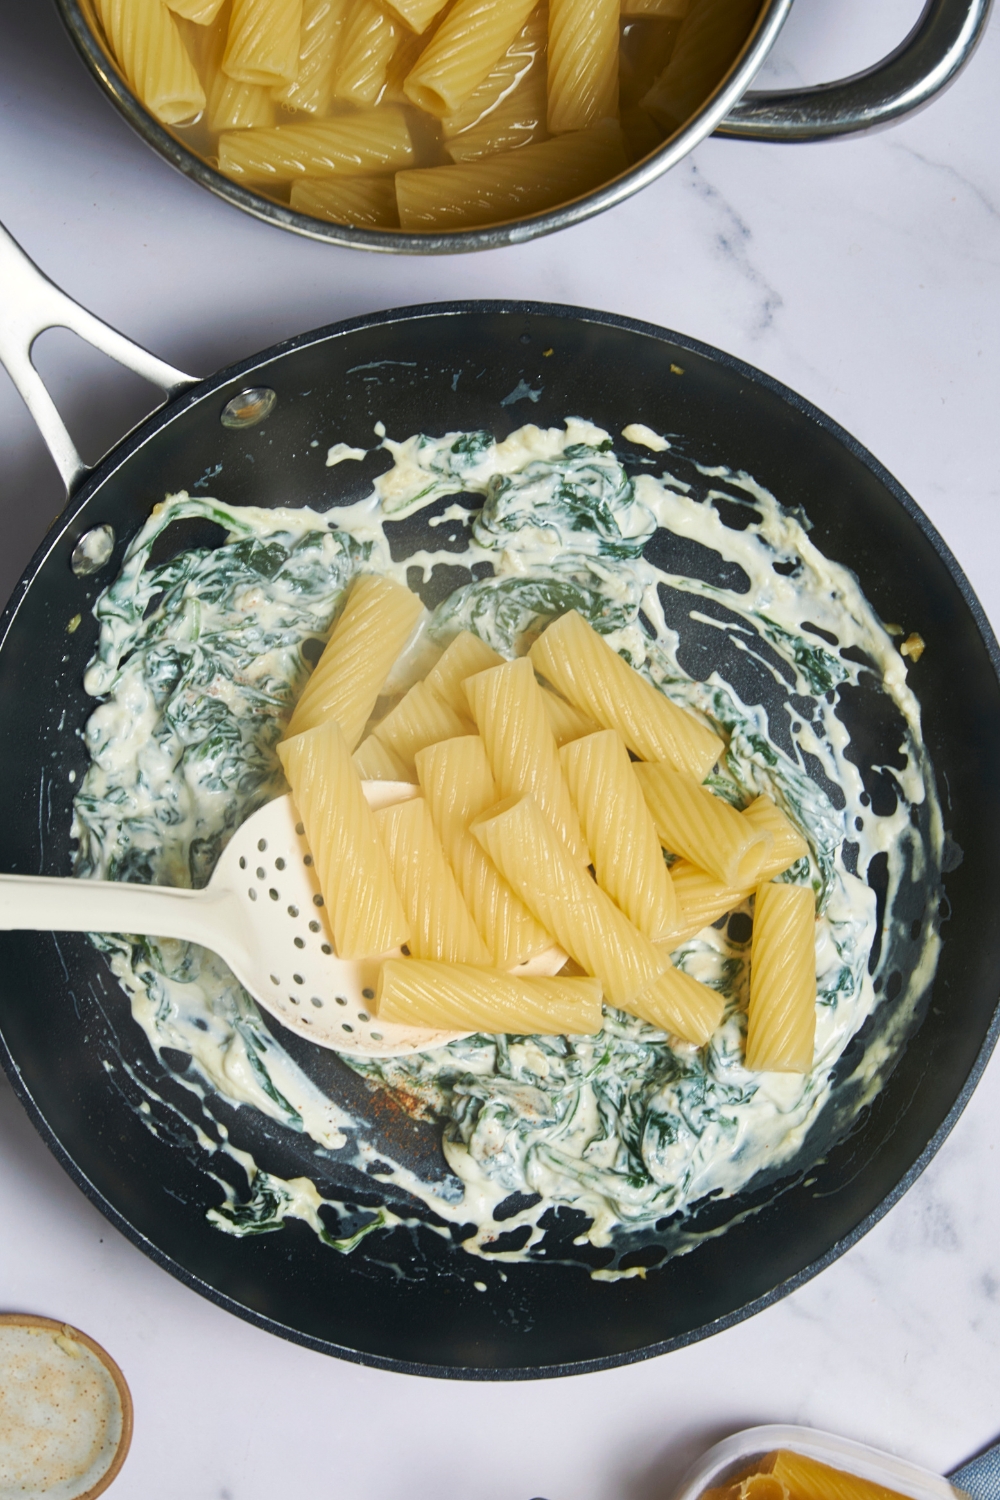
top-left (2, 301), bottom-right (999, 1378)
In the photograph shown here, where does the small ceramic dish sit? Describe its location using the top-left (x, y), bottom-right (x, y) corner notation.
top-left (0, 1313), bottom-right (133, 1500)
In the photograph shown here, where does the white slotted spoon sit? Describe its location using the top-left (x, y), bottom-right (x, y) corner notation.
top-left (0, 781), bottom-right (529, 1059)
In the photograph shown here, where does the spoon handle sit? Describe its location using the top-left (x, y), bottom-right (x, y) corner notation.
top-left (0, 873), bottom-right (227, 950)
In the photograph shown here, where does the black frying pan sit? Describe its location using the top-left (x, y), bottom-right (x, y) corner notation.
top-left (2, 227), bottom-right (999, 1378)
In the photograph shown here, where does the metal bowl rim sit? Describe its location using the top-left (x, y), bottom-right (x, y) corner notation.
top-left (51, 0), bottom-right (792, 254)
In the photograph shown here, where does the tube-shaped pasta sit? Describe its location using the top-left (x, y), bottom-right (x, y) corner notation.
top-left (95, 0), bottom-right (207, 125)
top-left (286, 575), bottom-right (423, 745)
top-left (472, 795), bottom-right (658, 1007)
top-left (426, 631), bottom-right (504, 716)
top-left (666, 795), bottom-right (811, 946)
top-left (278, 722), bottom-right (410, 957)
top-left (472, 795), bottom-right (722, 1043)
top-left (561, 731), bottom-right (676, 940)
top-left (530, 611), bottom-right (724, 778)
top-left (666, 860), bottom-right (743, 947)
top-left (540, 686), bottom-right (599, 747)
top-left (744, 793), bottom-right (809, 872)
top-left (383, 22), bottom-right (430, 101)
top-left (383, 0), bottom-right (448, 34)
top-left (376, 959), bottom-right (603, 1034)
top-left (631, 963), bottom-right (723, 1044)
top-left (290, 174), bottom-right (400, 227)
top-left (641, 0), bottom-right (762, 133)
top-left (396, 119), bottom-right (626, 230)
top-left (403, 0), bottom-right (537, 116)
top-left (223, 0), bottom-right (304, 84)
top-left (352, 735), bottom-right (410, 780)
top-left (374, 798), bottom-right (491, 964)
top-left (415, 737), bottom-right (552, 966)
top-left (218, 107), bottom-right (415, 181)
top-left (273, 0), bottom-right (348, 111)
top-left (634, 762), bottom-right (770, 887)
top-left (442, 6), bottom-right (547, 161)
top-left (746, 882), bottom-right (816, 1072)
top-left (464, 656), bottom-right (588, 863)
top-left (546, 0), bottom-right (618, 134)
top-left (167, 0), bottom-right (227, 22)
top-left (332, 0), bottom-right (399, 104)
top-left (180, 6), bottom-right (277, 128)
top-left (373, 680), bottom-right (473, 774)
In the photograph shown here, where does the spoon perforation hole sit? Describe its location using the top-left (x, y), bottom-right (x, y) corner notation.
top-left (256, 867), bottom-right (265, 879)
top-left (269, 889), bottom-right (279, 901)
top-left (295, 822), bottom-right (305, 836)
top-left (258, 839), bottom-right (267, 852)
top-left (313, 894), bottom-right (324, 907)
top-left (303, 854), bottom-right (313, 866)
top-left (294, 937), bottom-right (305, 949)
top-left (321, 944), bottom-right (332, 955)
top-left (248, 888), bottom-right (257, 901)
top-left (335, 996), bottom-right (347, 1006)
top-left (342, 1023), bottom-right (353, 1033)
top-left (287, 905), bottom-right (299, 917)
top-left (309, 921), bottom-right (320, 932)
top-left (310, 997), bottom-right (323, 1008)
top-left (293, 973), bottom-right (304, 985)
top-left (362, 988), bottom-right (374, 1000)
top-left (275, 857), bottom-right (286, 871)
top-left (239, 856), bottom-right (246, 870)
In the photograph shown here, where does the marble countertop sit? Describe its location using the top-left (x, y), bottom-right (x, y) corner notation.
top-left (1, 1), bottom-right (999, 1494)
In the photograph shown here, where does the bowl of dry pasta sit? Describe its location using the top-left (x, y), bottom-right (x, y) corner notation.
top-left (53, 0), bottom-right (991, 252)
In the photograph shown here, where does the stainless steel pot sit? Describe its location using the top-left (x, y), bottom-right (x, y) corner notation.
top-left (50, 0), bottom-right (994, 247)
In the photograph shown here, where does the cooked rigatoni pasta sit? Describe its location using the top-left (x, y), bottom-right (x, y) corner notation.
top-left (561, 730), bottom-right (676, 941)
top-left (286, 574), bottom-right (422, 745)
top-left (383, 22), bottom-right (431, 101)
top-left (630, 963), bottom-right (723, 1044)
top-left (181, 7), bottom-right (278, 129)
top-left (546, 0), bottom-right (617, 133)
top-left (472, 794), bottom-right (660, 1007)
top-left (464, 656), bottom-right (588, 863)
top-left (218, 106), bottom-right (415, 180)
top-left (744, 793), bottom-right (810, 874)
top-left (473, 795), bottom-right (720, 1042)
top-left (530, 610), bottom-right (724, 778)
top-left (641, 0), bottom-right (761, 133)
top-left (415, 736), bottom-right (552, 966)
top-left (332, 0), bottom-right (399, 104)
top-left (403, 0), bottom-right (538, 116)
top-left (425, 630), bottom-right (503, 715)
top-left (383, 0), bottom-right (449, 34)
top-left (167, 0), bottom-right (227, 23)
top-left (396, 118), bottom-right (626, 230)
top-left (540, 685), bottom-right (598, 746)
top-left (373, 679), bottom-right (473, 774)
top-left (352, 734), bottom-right (410, 780)
top-left (666, 796), bottom-right (810, 946)
top-left (377, 959), bottom-right (603, 1034)
top-left (277, 721), bottom-right (410, 957)
top-left (634, 761), bottom-right (770, 887)
top-left (667, 860), bottom-right (744, 948)
top-left (374, 797), bottom-right (491, 964)
top-left (273, 0), bottom-right (347, 111)
top-left (290, 173), bottom-right (399, 226)
top-left (746, 882), bottom-right (816, 1072)
top-left (441, 6), bottom-right (547, 161)
top-left (95, 0), bottom-right (207, 125)
top-left (223, 0), bottom-right (304, 84)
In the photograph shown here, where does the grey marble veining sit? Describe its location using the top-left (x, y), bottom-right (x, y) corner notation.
top-left (0, 1), bottom-right (999, 1495)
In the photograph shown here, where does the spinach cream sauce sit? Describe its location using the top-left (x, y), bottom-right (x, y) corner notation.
top-left (71, 417), bottom-right (942, 1273)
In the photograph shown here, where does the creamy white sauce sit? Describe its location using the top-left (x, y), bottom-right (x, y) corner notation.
top-left (71, 420), bottom-right (942, 1275)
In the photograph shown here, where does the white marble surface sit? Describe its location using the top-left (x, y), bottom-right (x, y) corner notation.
top-left (1, 1), bottom-right (1000, 1494)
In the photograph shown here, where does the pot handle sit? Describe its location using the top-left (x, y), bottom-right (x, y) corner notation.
top-left (718, 0), bottom-right (992, 141)
top-left (0, 222), bottom-right (199, 496)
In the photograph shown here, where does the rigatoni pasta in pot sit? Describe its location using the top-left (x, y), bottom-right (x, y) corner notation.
top-left (86, 0), bottom-right (765, 233)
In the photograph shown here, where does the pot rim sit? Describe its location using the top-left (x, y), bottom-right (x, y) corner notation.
top-left (52, 0), bottom-right (791, 254)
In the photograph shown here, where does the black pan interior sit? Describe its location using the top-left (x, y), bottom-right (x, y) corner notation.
top-left (1, 303), bottom-right (998, 1377)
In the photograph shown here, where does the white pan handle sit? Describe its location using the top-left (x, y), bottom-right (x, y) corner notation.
top-left (0, 222), bottom-right (199, 496)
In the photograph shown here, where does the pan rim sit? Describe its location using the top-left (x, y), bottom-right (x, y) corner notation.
top-left (3, 298), bottom-right (999, 1379)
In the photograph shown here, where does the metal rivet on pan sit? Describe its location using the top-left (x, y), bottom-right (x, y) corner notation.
top-left (220, 387), bottom-right (277, 429)
top-left (71, 525), bottom-right (115, 576)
